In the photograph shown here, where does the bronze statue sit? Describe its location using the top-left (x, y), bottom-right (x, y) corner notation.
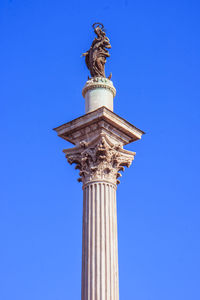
top-left (82, 23), bottom-right (112, 79)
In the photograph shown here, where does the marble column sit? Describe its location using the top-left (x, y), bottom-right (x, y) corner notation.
top-left (63, 135), bottom-right (135, 300)
top-left (82, 77), bottom-right (116, 113)
top-left (53, 78), bottom-right (144, 300)
top-left (81, 182), bottom-right (118, 300)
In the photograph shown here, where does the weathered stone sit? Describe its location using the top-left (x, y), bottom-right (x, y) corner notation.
top-left (82, 77), bottom-right (116, 113)
top-left (53, 106), bottom-right (144, 146)
top-left (54, 26), bottom-right (144, 298)
top-left (64, 134), bottom-right (135, 185)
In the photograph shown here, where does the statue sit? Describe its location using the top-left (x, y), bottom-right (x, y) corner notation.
top-left (82, 23), bottom-right (112, 79)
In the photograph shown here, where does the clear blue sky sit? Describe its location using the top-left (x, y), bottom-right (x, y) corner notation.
top-left (1, 0), bottom-right (200, 299)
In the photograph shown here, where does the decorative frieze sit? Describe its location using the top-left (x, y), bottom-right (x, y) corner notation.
top-left (53, 106), bottom-right (144, 146)
top-left (82, 77), bottom-right (116, 98)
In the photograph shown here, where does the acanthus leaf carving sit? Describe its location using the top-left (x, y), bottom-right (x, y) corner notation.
top-left (63, 135), bottom-right (135, 186)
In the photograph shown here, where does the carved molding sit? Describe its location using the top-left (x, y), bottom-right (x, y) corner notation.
top-left (63, 134), bottom-right (135, 186)
top-left (82, 77), bottom-right (116, 98)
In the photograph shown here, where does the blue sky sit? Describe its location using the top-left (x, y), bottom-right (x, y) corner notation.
top-left (0, 0), bottom-right (200, 299)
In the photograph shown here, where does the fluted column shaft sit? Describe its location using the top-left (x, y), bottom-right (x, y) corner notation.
top-left (62, 135), bottom-right (135, 299)
top-left (81, 181), bottom-right (119, 300)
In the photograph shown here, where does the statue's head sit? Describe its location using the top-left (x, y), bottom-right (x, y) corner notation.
top-left (92, 23), bottom-right (111, 49)
top-left (93, 23), bottom-right (105, 37)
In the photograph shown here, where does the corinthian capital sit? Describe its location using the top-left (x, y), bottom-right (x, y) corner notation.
top-left (63, 135), bottom-right (135, 186)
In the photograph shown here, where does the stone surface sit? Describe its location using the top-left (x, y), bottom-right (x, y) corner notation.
top-left (82, 77), bottom-right (116, 113)
top-left (63, 134), bottom-right (135, 186)
top-left (54, 87), bottom-right (144, 300)
top-left (53, 106), bottom-right (144, 146)
top-left (82, 182), bottom-right (119, 300)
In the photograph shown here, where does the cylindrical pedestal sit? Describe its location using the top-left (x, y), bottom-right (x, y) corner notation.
top-left (82, 77), bottom-right (116, 114)
top-left (81, 181), bottom-right (119, 300)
